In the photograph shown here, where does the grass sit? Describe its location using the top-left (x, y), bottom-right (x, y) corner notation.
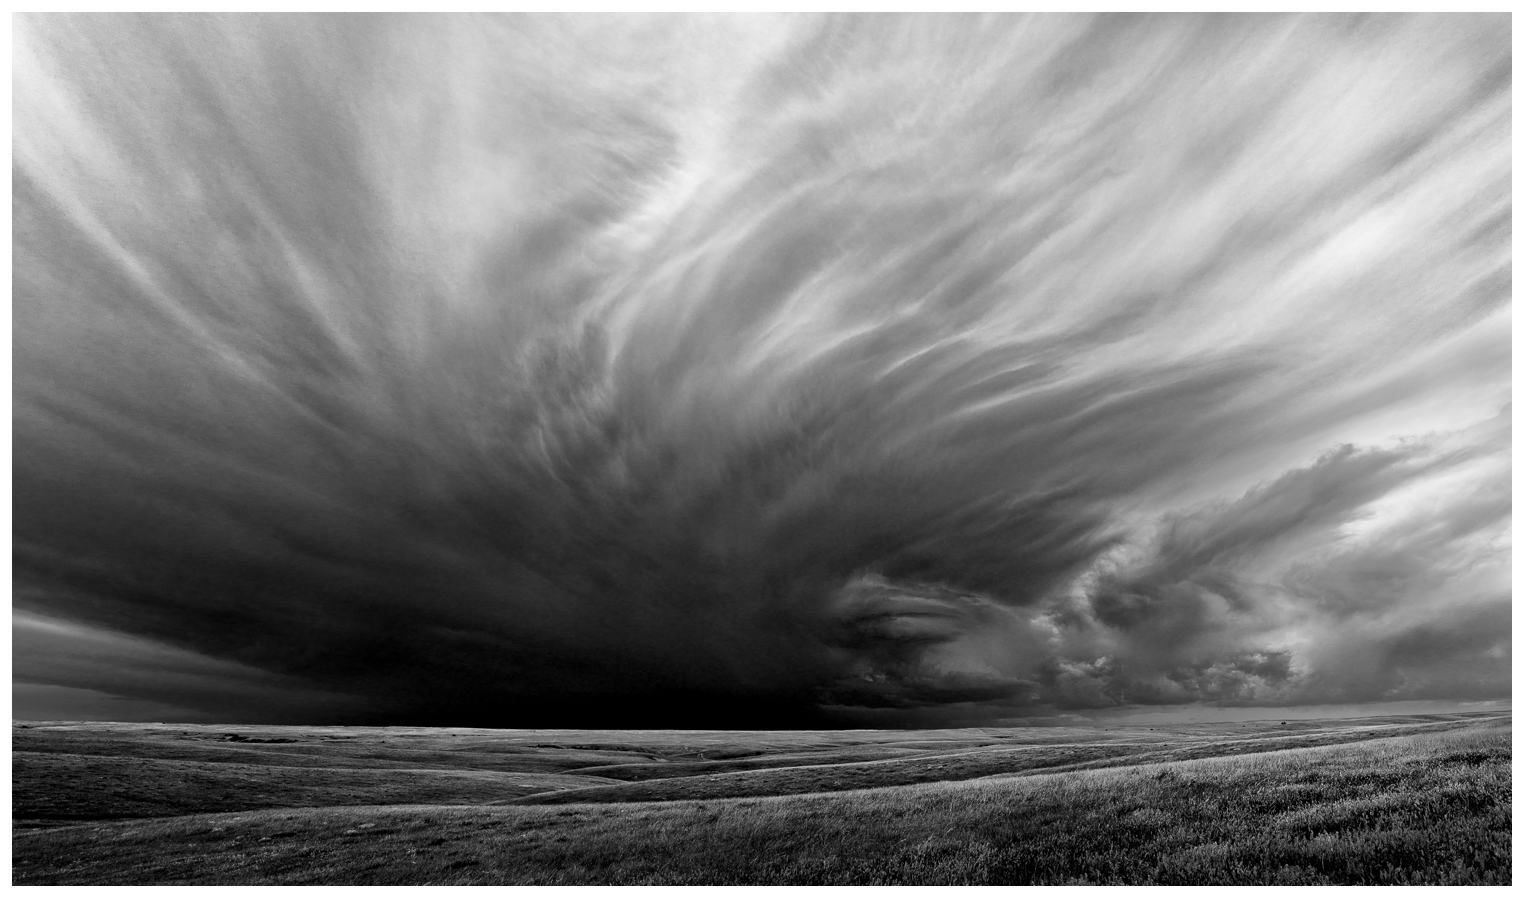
top-left (11, 713), bottom-right (1510, 884)
top-left (12, 752), bottom-right (615, 825)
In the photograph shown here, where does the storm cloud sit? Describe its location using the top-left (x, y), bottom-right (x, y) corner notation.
top-left (13, 13), bottom-right (1510, 726)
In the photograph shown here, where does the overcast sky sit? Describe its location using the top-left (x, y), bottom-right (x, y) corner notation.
top-left (13, 13), bottom-right (1510, 727)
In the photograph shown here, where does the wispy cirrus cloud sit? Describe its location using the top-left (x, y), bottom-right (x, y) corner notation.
top-left (13, 13), bottom-right (1509, 725)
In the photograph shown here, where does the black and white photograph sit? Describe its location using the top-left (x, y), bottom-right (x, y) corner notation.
top-left (11, 11), bottom-right (1511, 886)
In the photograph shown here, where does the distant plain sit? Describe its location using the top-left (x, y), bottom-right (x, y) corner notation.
top-left (11, 711), bottom-right (1509, 885)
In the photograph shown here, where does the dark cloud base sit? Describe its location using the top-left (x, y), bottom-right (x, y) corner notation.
top-left (12, 13), bottom-right (1510, 727)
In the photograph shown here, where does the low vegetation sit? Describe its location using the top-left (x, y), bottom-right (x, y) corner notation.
top-left (12, 713), bottom-right (1509, 885)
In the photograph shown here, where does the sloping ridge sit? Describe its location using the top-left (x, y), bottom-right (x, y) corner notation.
top-left (510, 718), bottom-right (1499, 806)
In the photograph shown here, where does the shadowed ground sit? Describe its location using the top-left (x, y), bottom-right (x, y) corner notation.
top-left (11, 713), bottom-right (1510, 884)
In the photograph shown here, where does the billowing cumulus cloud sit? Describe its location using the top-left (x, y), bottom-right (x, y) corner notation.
top-left (13, 13), bottom-right (1509, 726)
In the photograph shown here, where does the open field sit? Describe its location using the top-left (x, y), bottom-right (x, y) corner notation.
top-left (12, 712), bottom-right (1510, 885)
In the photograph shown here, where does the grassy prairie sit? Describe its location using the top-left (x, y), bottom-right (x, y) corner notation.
top-left (11, 713), bottom-right (1509, 885)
